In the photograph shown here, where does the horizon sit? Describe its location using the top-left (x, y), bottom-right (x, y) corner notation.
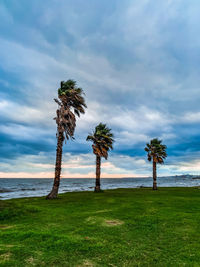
top-left (1, 1), bottom-right (200, 178)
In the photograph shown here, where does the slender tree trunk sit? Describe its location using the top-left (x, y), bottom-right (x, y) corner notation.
top-left (46, 132), bottom-right (64, 199)
top-left (95, 155), bottom-right (101, 192)
top-left (152, 160), bottom-right (157, 190)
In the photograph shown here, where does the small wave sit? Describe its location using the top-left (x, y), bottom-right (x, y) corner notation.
top-left (21, 188), bottom-right (36, 191)
top-left (0, 189), bottom-right (14, 193)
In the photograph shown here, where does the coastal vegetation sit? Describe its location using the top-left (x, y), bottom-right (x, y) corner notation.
top-left (86, 123), bottom-right (114, 192)
top-left (46, 80), bottom-right (87, 199)
top-left (1, 188), bottom-right (200, 266)
top-left (45, 80), bottom-right (168, 197)
top-left (145, 139), bottom-right (167, 190)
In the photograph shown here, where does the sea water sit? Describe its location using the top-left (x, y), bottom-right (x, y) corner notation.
top-left (0, 176), bottom-right (200, 200)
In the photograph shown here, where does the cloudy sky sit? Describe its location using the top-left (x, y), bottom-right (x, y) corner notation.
top-left (0, 0), bottom-right (200, 178)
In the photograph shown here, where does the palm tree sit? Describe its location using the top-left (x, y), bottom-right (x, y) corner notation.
top-left (144, 138), bottom-right (167, 190)
top-left (86, 123), bottom-right (114, 192)
top-left (46, 80), bottom-right (87, 199)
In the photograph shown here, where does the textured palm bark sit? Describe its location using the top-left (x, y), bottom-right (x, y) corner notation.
top-left (95, 155), bottom-right (101, 192)
top-left (153, 160), bottom-right (157, 190)
top-left (46, 132), bottom-right (64, 199)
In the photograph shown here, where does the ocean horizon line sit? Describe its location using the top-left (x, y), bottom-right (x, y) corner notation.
top-left (0, 174), bottom-right (198, 179)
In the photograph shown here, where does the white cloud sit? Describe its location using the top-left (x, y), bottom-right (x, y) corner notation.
top-left (0, 100), bottom-right (54, 127)
top-left (182, 112), bottom-right (200, 123)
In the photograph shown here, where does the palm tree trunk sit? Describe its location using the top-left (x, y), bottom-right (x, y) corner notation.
top-left (95, 155), bottom-right (101, 192)
top-left (153, 160), bottom-right (157, 190)
top-left (46, 132), bottom-right (64, 199)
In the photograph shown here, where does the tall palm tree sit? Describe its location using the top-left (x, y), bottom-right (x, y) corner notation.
top-left (46, 80), bottom-right (87, 199)
top-left (144, 138), bottom-right (167, 190)
top-left (86, 123), bottom-right (114, 192)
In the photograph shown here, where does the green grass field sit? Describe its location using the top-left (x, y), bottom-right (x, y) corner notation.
top-left (1, 188), bottom-right (200, 266)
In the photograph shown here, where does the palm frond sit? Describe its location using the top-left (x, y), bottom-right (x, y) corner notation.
top-left (54, 79), bottom-right (87, 141)
top-left (86, 123), bottom-right (114, 159)
top-left (144, 138), bottom-right (167, 164)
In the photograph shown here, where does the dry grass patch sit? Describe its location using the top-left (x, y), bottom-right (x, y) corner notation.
top-left (0, 252), bottom-right (11, 261)
top-left (25, 256), bottom-right (37, 266)
top-left (86, 216), bottom-right (124, 227)
top-left (103, 219), bottom-right (124, 226)
top-left (77, 259), bottom-right (95, 267)
top-left (0, 225), bottom-right (14, 230)
top-left (85, 216), bottom-right (99, 224)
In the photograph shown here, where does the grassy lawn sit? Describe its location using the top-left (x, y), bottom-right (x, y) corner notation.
top-left (0, 188), bottom-right (200, 266)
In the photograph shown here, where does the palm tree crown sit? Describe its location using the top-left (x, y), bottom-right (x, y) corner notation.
top-left (86, 123), bottom-right (114, 159)
top-left (144, 138), bottom-right (167, 164)
top-left (55, 80), bottom-right (87, 140)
